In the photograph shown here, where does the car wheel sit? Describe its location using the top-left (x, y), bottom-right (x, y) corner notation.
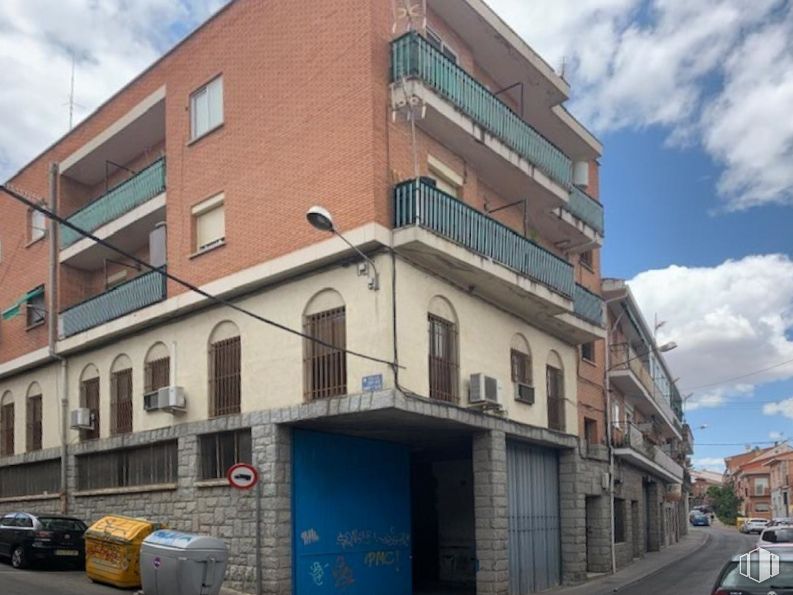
top-left (11, 546), bottom-right (27, 569)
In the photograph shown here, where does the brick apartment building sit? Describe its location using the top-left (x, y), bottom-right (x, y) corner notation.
top-left (766, 452), bottom-right (793, 519)
top-left (690, 469), bottom-right (723, 508)
top-left (725, 444), bottom-right (792, 520)
top-left (0, 1), bottom-right (690, 593)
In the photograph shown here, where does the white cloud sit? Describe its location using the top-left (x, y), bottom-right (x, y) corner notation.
top-left (629, 254), bottom-right (793, 405)
top-left (769, 430), bottom-right (787, 440)
top-left (0, 0), bottom-right (227, 179)
top-left (692, 457), bottom-right (726, 472)
top-left (764, 398), bottom-right (793, 420)
top-left (488, 0), bottom-right (793, 210)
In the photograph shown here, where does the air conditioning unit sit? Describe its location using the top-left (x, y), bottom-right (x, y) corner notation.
top-left (515, 382), bottom-right (535, 404)
top-left (469, 374), bottom-right (501, 405)
top-left (143, 386), bottom-right (186, 413)
top-left (70, 408), bottom-right (93, 430)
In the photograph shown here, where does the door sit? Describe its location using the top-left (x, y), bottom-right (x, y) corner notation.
top-left (293, 430), bottom-right (411, 595)
top-left (507, 441), bottom-right (561, 593)
top-left (631, 501), bottom-right (640, 558)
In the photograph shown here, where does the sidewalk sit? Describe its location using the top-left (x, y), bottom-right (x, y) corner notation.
top-left (548, 529), bottom-right (710, 595)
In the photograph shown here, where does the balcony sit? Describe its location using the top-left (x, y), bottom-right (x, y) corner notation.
top-left (59, 269), bottom-right (166, 338)
top-left (609, 343), bottom-right (680, 436)
top-left (60, 158), bottom-right (166, 249)
top-left (613, 423), bottom-right (684, 483)
top-left (393, 179), bottom-right (605, 343)
top-left (568, 186), bottom-right (604, 236)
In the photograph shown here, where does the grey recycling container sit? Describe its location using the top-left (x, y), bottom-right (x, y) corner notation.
top-left (140, 530), bottom-right (228, 595)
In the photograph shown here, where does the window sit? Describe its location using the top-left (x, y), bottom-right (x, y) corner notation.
top-left (0, 459), bottom-right (60, 498)
top-left (303, 307), bottom-right (347, 400)
top-left (79, 377), bottom-right (100, 441)
top-left (199, 429), bottom-right (252, 480)
top-left (190, 76), bottom-right (223, 140)
top-left (581, 342), bottom-right (595, 363)
top-left (546, 365), bottom-right (565, 432)
top-left (511, 349), bottom-right (534, 403)
top-left (209, 335), bottom-right (241, 417)
top-left (25, 285), bottom-right (45, 328)
top-left (580, 250), bottom-right (593, 270)
top-left (1, 401), bottom-right (14, 456)
top-left (29, 208), bottom-right (46, 243)
top-left (614, 497), bottom-right (626, 543)
top-left (584, 417), bottom-right (598, 445)
top-left (26, 394), bottom-right (42, 452)
top-left (428, 155), bottom-right (463, 198)
top-left (426, 27), bottom-right (458, 63)
top-left (110, 368), bottom-right (133, 435)
top-left (77, 442), bottom-right (177, 491)
top-left (755, 478), bottom-right (769, 496)
top-left (145, 357), bottom-right (170, 393)
top-left (428, 314), bottom-right (459, 402)
top-left (192, 194), bottom-right (225, 252)
top-left (755, 502), bottom-right (770, 512)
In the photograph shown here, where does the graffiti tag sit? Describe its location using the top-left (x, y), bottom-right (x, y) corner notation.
top-left (301, 528), bottom-right (320, 546)
top-left (309, 561), bottom-right (328, 586)
top-left (333, 556), bottom-right (355, 590)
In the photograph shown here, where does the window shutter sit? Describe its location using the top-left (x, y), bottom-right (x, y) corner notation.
top-left (196, 205), bottom-right (225, 249)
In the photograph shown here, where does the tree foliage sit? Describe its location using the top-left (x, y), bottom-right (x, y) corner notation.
top-left (706, 484), bottom-right (741, 524)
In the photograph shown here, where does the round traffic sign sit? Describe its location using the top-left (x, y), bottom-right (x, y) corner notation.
top-left (227, 463), bottom-right (259, 490)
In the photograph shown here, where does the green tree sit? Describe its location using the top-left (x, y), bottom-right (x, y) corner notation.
top-left (706, 485), bottom-right (742, 524)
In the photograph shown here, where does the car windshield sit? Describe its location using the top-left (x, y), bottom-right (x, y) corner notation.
top-left (720, 562), bottom-right (793, 588)
top-left (38, 517), bottom-right (87, 532)
top-left (763, 529), bottom-right (793, 543)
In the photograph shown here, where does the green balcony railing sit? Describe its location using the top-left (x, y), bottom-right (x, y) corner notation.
top-left (568, 186), bottom-right (604, 235)
top-left (394, 179), bottom-right (575, 298)
top-left (573, 283), bottom-right (604, 326)
top-left (60, 158), bottom-right (166, 248)
top-left (391, 32), bottom-right (572, 189)
top-left (60, 269), bottom-right (166, 337)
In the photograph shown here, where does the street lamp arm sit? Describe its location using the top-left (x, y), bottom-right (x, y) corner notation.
top-left (333, 229), bottom-right (380, 290)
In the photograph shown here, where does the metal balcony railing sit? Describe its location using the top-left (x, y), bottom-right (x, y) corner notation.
top-left (61, 158), bottom-right (166, 248)
top-left (568, 186), bottom-right (604, 235)
top-left (573, 284), bottom-right (604, 326)
top-left (610, 343), bottom-right (678, 424)
top-left (613, 423), bottom-right (683, 480)
top-left (391, 32), bottom-right (572, 189)
top-left (60, 269), bottom-right (166, 337)
top-left (394, 179), bottom-right (575, 298)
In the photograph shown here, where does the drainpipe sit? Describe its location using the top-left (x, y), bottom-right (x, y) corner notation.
top-left (604, 295), bottom-right (624, 575)
top-left (47, 162), bottom-right (69, 514)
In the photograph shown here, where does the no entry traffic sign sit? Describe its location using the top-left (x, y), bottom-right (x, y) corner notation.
top-left (227, 463), bottom-right (259, 490)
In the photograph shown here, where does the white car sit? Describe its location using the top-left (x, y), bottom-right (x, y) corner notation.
top-left (743, 518), bottom-right (770, 534)
top-left (758, 525), bottom-right (793, 548)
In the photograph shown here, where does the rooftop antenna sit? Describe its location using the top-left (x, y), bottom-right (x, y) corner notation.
top-left (64, 53), bottom-right (83, 130)
top-left (559, 56), bottom-right (567, 79)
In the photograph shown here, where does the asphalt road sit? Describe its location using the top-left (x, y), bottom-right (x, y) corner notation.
top-left (0, 561), bottom-right (126, 595)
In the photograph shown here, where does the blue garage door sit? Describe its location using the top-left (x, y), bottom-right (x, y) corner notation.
top-left (293, 430), bottom-right (412, 595)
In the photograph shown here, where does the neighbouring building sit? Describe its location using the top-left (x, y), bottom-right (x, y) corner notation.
top-left (765, 452), bottom-right (793, 519)
top-left (602, 279), bottom-right (691, 569)
top-left (725, 444), bottom-right (792, 520)
top-left (690, 469), bottom-right (724, 508)
top-left (0, 1), bottom-right (695, 593)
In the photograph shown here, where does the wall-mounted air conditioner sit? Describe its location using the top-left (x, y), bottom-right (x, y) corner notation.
top-left (143, 386), bottom-right (186, 413)
top-left (514, 382), bottom-right (535, 404)
top-left (469, 373), bottom-right (501, 405)
top-left (70, 408), bottom-right (93, 430)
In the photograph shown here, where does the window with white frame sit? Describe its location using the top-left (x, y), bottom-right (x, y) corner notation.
top-left (428, 155), bottom-right (463, 198)
top-left (29, 208), bottom-right (46, 243)
top-left (192, 193), bottom-right (225, 252)
top-left (426, 27), bottom-right (458, 63)
top-left (190, 76), bottom-right (224, 140)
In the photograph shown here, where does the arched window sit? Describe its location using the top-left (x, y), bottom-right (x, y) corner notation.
top-left (110, 355), bottom-right (133, 435)
top-left (510, 334), bottom-right (533, 404)
top-left (26, 382), bottom-right (43, 452)
top-left (79, 364), bottom-right (100, 441)
top-left (546, 351), bottom-right (565, 432)
top-left (303, 290), bottom-right (346, 401)
top-left (209, 321), bottom-right (241, 417)
top-left (144, 342), bottom-right (170, 394)
top-left (0, 391), bottom-right (14, 456)
top-left (428, 296), bottom-right (458, 403)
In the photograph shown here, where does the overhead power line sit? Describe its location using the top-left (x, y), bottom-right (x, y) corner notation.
top-left (1, 184), bottom-right (399, 369)
top-left (681, 356), bottom-right (793, 391)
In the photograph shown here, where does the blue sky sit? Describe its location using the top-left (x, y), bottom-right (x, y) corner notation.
top-left (1, 0), bottom-right (792, 471)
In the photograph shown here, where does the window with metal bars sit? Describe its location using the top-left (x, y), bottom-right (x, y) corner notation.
top-left (1, 403), bottom-right (14, 456)
top-left (144, 357), bottom-right (170, 393)
top-left (111, 369), bottom-right (133, 435)
top-left (614, 497), bottom-right (626, 543)
top-left (26, 395), bottom-right (42, 452)
top-left (510, 349), bottom-right (532, 385)
top-left (428, 314), bottom-right (458, 402)
top-left (546, 365), bottom-right (565, 432)
top-left (77, 441), bottom-right (177, 491)
top-left (209, 336), bottom-right (241, 417)
top-left (303, 307), bottom-right (347, 400)
top-left (198, 429), bottom-right (252, 480)
top-left (80, 378), bottom-right (100, 441)
top-left (0, 459), bottom-right (60, 498)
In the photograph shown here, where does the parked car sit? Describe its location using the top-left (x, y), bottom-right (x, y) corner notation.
top-left (0, 512), bottom-right (87, 569)
top-left (691, 513), bottom-right (711, 527)
top-left (741, 518), bottom-right (770, 534)
top-left (768, 517), bottom-right (793, 527)
top-left (758, 526), bottom-right (793, 548)
top-left (712, 550), bottom-right (793, 594)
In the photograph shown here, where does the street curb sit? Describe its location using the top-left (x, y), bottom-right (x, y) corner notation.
top-left (610, 531), bottom-right (712, 592)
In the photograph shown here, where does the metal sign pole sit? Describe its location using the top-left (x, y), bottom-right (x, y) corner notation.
top-left (256, 478), bottom-right (262, 595)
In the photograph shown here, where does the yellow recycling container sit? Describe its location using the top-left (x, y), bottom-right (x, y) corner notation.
top-left (85, 515), bottom-right (163, 588)
top-left (736, 516), bottom-right (746, 531)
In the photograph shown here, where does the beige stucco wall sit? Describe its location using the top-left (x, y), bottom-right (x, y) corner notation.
top-left (0, 363), bottom-right (60, 452)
